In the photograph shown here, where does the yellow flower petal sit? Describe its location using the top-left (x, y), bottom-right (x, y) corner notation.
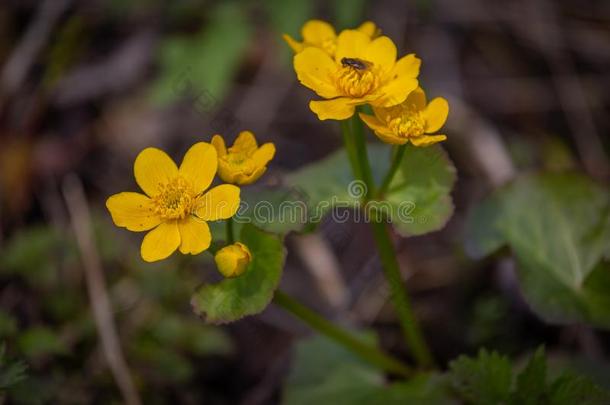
top-left (375, 76), bottom-right (418, 107)
top-left (282, 34), bottom-right (304, 53)
top-left (294, 47), bottom-right (340, 98)
top-left (237, 166), bottom-right (266, 185)
top-left (195, 184), bottom-right (240, 221)
top-left (411, 134), bottom-right (447, 146)
top-left (356, 21), bottom-right (379, 38)
top-left (211, 135), bottom-right (227, 157)
top-left (358, 112), bottom-right (386, 133)
top-left (393, 54), bottom-right (421, 78)
top-left (423, 97), bottom-right (449, 133)
top-left (376, 131), bottom-right (408, 145)
top-left (310, 97), bottom-right (355, 120)
top-left (359, 112), bottom-right (405, 144)
top-left (134, 147), bottom-right (178, 197)
top-left (405, 87), bottom-right (426, 110)
top-left (336, 29), bottom-right (370, 62)
top-left (302, 20), bottom-right (336, 45)
top-left (364, 36), bottom-right (396, 75)
top-left (178, 142), bottom-right (217, 195)
top-left (251, 143), bottom-right (276, 167)
top-left (106, 192), bottom-right (161, 231)
top-left (140, 221), bottom-right (180, 262)
top-left (233, 131), bottom-right (258, 154)
top-left (178, 217), bottom-right (211, 255)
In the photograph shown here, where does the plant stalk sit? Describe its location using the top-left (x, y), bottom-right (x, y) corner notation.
top-left (226, 217), bottom-right (235, 244)
top-left (273, 290), bottom-right (412, 377)
top-left (377, 145), bottom-right (406, 197)
top-left (343, 112), bottom-right (434, 368)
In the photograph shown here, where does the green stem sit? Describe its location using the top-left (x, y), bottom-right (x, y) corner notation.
top-left (369, 220), bottom-right (434, 368)
top-left (273, 290), bottom-right (412, 377)
top-left (340, 120), bottom-right (362, 182)
top-left (226, 217), bottom-right (235, 244)
top-left (377, 145), bottom-right (406, 197)
top-left (350, 112), bottom-right (375, 198)
top-left (342, 112), bottom-right (434, 369)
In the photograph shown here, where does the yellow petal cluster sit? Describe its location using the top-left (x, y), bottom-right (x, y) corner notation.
top-left (359, 87), bottom-right (448, 146)
top-left (106, 143), bottom-right (240, 262)
top-left (291, 27), bottom-right (420, 121)
top-left (214, 242), bottom-right (252, 278)
top-left (211, 131), bottom-right (275, 185)
top-left (283, 20), bottom-right (379, 57)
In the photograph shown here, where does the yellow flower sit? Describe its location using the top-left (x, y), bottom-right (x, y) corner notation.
top-left (283, 19), bottom-right (379, 56)
top-left (211, 131), bottom-right (275, 185)
top-left (214, 242), bottom-right (252, 278)
top-left (106, 143), bottom-right (240, 262)
top-left (359, 87), bottom-right (449, 146)
top-left (293, 28), bottom-right (421, 120)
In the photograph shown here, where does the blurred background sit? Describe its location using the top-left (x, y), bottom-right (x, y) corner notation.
top-left (1, 0), bottom-right (609, 403)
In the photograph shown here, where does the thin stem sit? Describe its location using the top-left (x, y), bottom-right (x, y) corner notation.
top-left (377, 145), bottom-right (406, 197)
top-left (226, 217), bottom-right (235, 244)
top-left (369, 220), bottom-right (434, 368)
top-left (273, 290), bottom-right (412, 377)
top-left (350, 112), bottom-right (375, 198)
top-left (340, 120), bottom-right (362, 182)
top-left (342, 113), bottom-right (435, 369)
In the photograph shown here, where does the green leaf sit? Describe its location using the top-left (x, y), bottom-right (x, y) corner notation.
top-left (464, 190), bottom-right (507, 259)
top-left (286, 143), bottom-right (456, 236)
top-left (0, 345), bottom-right (27, 391)
top-left (465, 172), bottom-right (610, 328)
top-left (17, 327), bottom-right (66, 358)
top-left (510, 347), bottom-right (547, 405)
top-left (449, 349), bottom-right (513, 405)
top-left (549, 373), bottom-right (610, 405)
top-left (237, 185), bottom-right (308, 234)
top-left (150, 2), bottom-right (251, 106)
top-left (191, 224), bottom-right (285, 323)
top-left (283, 333), bottom-right (452, 405)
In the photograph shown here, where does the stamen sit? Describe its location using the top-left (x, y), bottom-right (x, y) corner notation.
top-left (336, 59), bottom-right (379, 98)
top-left (152, 176), bottom-right (196, 220)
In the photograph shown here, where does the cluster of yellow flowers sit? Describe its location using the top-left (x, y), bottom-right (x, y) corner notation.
top-left (106, 19), bottom-right (448, 278)
top-left (106, 131), bottom-right (275, 276)
top-left (285, 20), bottom-right (448, 146)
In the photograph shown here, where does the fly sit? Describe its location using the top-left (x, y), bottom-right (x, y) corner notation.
top-left (341, 57), bottom-right (371, 71)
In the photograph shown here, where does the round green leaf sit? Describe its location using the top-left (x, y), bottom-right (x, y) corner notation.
top-left (191, 224), bottom-right (286, 323)
top-left (286, 143), bottom-right (456, 236)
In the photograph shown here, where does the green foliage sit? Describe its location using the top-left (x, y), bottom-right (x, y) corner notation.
top-left (332, 0), bottom-right (369, 29)
top-left (17, 328), bottom-right (66, 359)
top-left (465, 172), bottom-right (610, 328)
top-left (448, 347), bottom-right (610, 405)
top-left (449, 349), bottom-right (513, 404)
top-left (283, 333), bottom-right (453, 405)
top-left (286, 143), bottom-right (456, 236)
top-left (0, 345), bottom-right (27, 392)
top-left (150, 2), bottom-right (251, 106)
top-left (238, 186), bottom-right (307, 234)
top-left (191, 224), bottom-right (286, 323)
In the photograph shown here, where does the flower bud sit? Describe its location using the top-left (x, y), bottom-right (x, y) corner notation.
top-left (214, 242), bottom-right (252, 278)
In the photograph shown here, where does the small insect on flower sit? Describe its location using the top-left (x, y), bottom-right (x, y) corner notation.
top-left (106, 143), bottom-right (240, 262)
top-left (291, 25), bottom-right (421, 121)
top-left (341, 57), bottom-right (372, 71)
top-left (211, 131), bottom-right (275, 186)
top-left (359, 87), bottom-right (449, 146)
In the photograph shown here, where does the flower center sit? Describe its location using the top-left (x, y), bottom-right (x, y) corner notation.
top-left (386, 104), bottom-right (426, 139)
top-left (223, 148), bottom-right (257, 175)
top-left (336, 58), bottom-right (379, 98)
top-left (152, 176), bottom-right (196, 220)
